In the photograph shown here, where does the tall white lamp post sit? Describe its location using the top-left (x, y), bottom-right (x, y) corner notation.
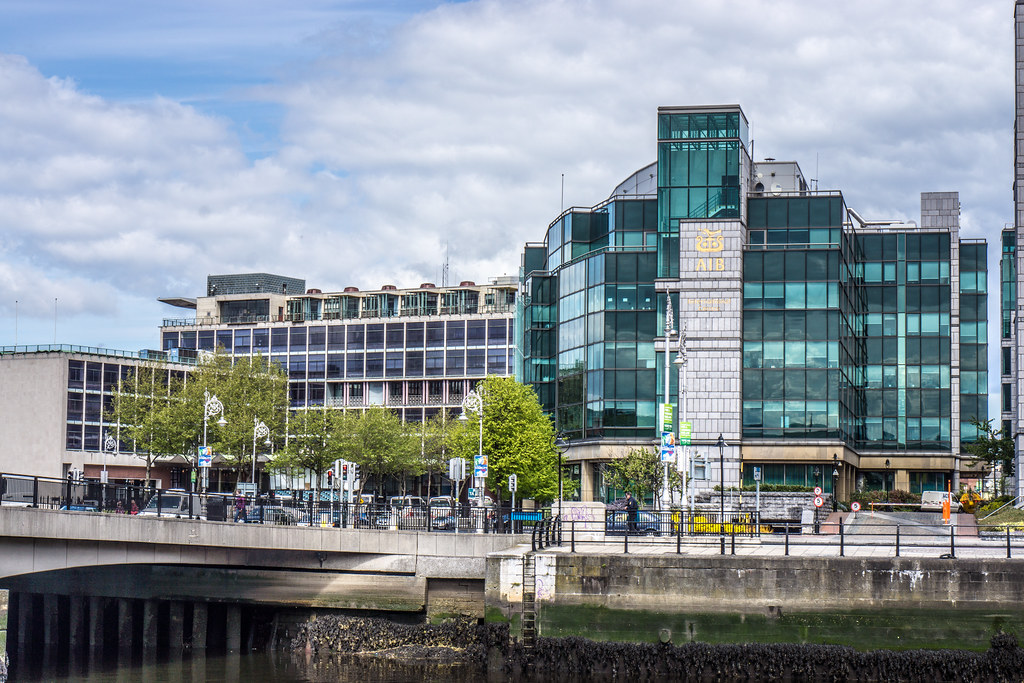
top-left (460, 389), bottom-right (484, 511)
top-left (202, 390), bottom-right (226, 493)
top-left (661, 297), bottom-right (677, 510)
top-left (102, 434), bottom-right (116, 484)
top-left (673, 323), bottom-right (688, 517)
top-left (252, 417), bottom-right (270, 495)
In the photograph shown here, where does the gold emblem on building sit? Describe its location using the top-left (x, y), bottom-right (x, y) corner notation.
top-left (695, 229), bottom-right (724, 252)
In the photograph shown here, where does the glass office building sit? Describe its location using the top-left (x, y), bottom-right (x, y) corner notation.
top-left (521, 105), bottom-right (987, 503)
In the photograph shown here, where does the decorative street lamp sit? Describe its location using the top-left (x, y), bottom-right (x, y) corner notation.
top-left (717, 433), bottom-right (726, 524)
top-left (661, 297), bottom-right (677, 510)
top-left (460, 389), bottom-right (484, 510)
top-left (673, 325), bottom-right (688, 516)
top-left (832, 453), bottom-right (841, 512)
top-left (884, 459), bottom-right (891, 503)
top-left (202, 391), bottom-right (226, 493)
top-left (252, 417), bottom-right (270, 496)
top-left (102, 434), bottom-right (117, 484)
top-left (555, 434), bottom-right (569, 518)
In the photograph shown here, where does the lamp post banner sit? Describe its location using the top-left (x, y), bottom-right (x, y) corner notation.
top-left (474, 454), bottom-right (488, 477)
top-left (660, 403), bottom-right (673, 432)
top-left (198, 446), bottom-right (212, 467)
top-left (679, 421), bottom-right (691, 445)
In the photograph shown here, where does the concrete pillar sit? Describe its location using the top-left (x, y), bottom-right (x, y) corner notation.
top-left (142, 599), bottom-right (158, 656)
top-left (117, 598), bottom-right (133, 657)
top-left (191, 602), bottom-right (208, 650)
top-left (168, 601), bottom-right (185, 654)
top-left (69, 595), bottom-right (86, 653)
top-left (88, 596), bottom-right (105, 654)
top-left (42, 593), bottom-right (59, 649)
top-left (225, 604), bottom-right (241, 652)
top-left (16, 592), bottom-right (33, 655)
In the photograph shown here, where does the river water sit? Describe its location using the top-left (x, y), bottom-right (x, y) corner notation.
top-left (8, 651), bottom-right (493, 683)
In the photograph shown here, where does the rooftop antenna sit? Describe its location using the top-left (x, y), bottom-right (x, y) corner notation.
top-left (53, 297), bottom-right (57, 344)
top-left (442, 242), bottom-right (450, 288)
top-left (561, 173), bottom-right (565, 213)
top-left (814, 153), bottom-right (819, 191)
top-left (14, 299), bottom-right (17, 346)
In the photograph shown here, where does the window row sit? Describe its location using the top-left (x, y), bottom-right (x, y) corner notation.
top-left (742, 342), bottom-right (840, 369)
top-left (857, 233), bottom-right (950, 262)
top-left (743, 249), bottom-right (842, 282)
top-left (742, 281), bottom-right (840, 309)
top-left (856, 260), bottom-right (951, 284)
top-left (863, 389), bottom-right (951, 418)
top-left (747, 228), bottom-right (841, 248)
top-left (742, 369), bottom-right (842, 401)
top-left (274, 349), bottom-right (512, 379)
top-left (741, 400), bottom-right (839, 431)
top-left (163, 319), bottom-right (512, 354)
top-left (742, 310), bottom-right (846, 342)
top-left (862, 285), bottom-right (951, 314)
top-left (861, 417), bottom-right (950, 447)
top-left (863, 364), bottom-right (954, 389)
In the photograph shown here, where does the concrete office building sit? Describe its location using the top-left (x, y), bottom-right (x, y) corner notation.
top-left (159, 274), bottom-right (518, 422)
top-left (520, 105), bottom-right (987, 504)
top-left (0, 346), bottom-right (195, 485)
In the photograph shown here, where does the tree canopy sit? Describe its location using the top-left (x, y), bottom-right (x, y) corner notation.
top-left (963, 418), bottom-right (1014, 495)
top-left (604, 447), bottom-right (661, 505)
top-left (451, 375), bottom-right (558, 504)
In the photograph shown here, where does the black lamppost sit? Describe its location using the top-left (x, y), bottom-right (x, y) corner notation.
top-left (717, 434), bottom-right (726, 523)
top-left (555, 434), bottom-right (568, 518)
top-left (884, 459), bottom-right (891, 503)
top-left (832, 453), bottom-right (840, 513)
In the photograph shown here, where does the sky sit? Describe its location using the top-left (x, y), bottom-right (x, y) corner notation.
top-left (0, 0), bottom-right (1015, 409)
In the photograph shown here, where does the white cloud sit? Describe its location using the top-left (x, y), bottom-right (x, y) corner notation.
top-left (0, 0), bottom-right (1015, 360)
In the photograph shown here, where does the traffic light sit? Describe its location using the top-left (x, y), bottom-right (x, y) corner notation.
top-left (327, 469), bottom-right (334, 486)
top-left (342, 464), bottom-right (348, 481)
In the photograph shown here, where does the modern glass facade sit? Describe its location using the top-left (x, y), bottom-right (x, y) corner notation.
top-left (522, 104), bottom-right (989, 503)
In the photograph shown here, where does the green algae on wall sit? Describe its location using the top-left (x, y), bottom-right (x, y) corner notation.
top-left (538, 604), bottom-right (1024, 652)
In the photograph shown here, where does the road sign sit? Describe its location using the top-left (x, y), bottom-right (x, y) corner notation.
top-left (813, 496), bottom-right (824, 508)
top-left (753, 466), bottom-right (761, 482)
top-left (813, 486), bottom-right (822, 496)
top-left (448, 457), bottom-right (466, 481)
top-left (508, 474), bottom-right (518, 492)
top-left (851, 501), bottom-right (861, 512)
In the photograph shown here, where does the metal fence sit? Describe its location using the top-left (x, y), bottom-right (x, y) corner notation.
top-left (0, 472), bottom-right (548, 533)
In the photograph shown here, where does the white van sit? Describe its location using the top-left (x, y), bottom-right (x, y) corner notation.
top-left (920, 490), bottom-right (961, 512)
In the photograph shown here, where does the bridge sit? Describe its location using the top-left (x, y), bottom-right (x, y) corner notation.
top-left (0, 505), bottom-right (529, 657)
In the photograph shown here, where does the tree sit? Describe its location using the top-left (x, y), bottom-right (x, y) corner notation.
top-left (451, 376), bottom-right (557, 505)
top-left (420, 411), bottom-right (458, 498)
top-left (187, 352), bottom-right (288, 481)
top-left (334, 406), bottom-right (419, 502)
top-left (604, 447), bottom-right (661, 505)
top-left (107, 362), bottom-right (180, 487)
top-left (963, 418), bottom-right (1015, 496)
top-left (274, 408), bottom-right (343, 491)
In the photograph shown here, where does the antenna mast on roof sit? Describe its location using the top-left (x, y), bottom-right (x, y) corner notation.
top-left (442, 242), bottom-right (450, 288)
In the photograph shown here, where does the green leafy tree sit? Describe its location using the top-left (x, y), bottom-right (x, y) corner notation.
top-left (451, 376), bottom-right (557, 505)
top-left (274, 408), bottom-right (343, 490)
top-left (420, 411), bottom-right (458, 498)
top-left (187, 352), bottom-right (288, 481)
top-left (963, 418), bottom-right (1015, 496)
top-left (107, 362), bottom-right (179, 487)
top-left (334, 406), bottom-right (419, 502)
top-left (604, 447), bottom-right (661, 505)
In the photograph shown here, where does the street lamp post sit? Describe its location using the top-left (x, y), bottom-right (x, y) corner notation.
top-left (202, 391), bottom-right (226, 493)
top-left (673, 326), bottom-right (688, 517)
top-left (252, 417), bottom-right (270, 496)
top-left (555, 434), bottom-right (568, 518)
top-left (832, 453), bottom-right (841, 513)
top-left (717, 434), bottom-right (726, 522)
top-left (102, 434), bottom-right (116, 484)
top-left (461, 389), bottom-right (484, 512)
top-left (884, 459), bottom-right (891, 503)
top-left (661, 297), bottom-right (677, 510)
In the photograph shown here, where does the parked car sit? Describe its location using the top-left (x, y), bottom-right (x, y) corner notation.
top-left (428, 495), bottom-right (456, 510)
top-left (137, 490), bottom-right (203, 518)
top-left (920, 490), bottom-right (962, 513)
top-left (605, 510), bottom-right (663, 536)
top-left (246, 505), bottom-right (305, 525)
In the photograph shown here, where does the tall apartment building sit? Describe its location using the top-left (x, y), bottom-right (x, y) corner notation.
top-left (520, 105), bottom-right (988, 504)
top-left (159, 274), bottom-right (518, 421)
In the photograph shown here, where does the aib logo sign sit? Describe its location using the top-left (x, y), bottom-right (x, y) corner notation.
top-left (694, 228), bottom-right (724, 271)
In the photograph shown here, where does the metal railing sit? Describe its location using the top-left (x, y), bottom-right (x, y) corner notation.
top-left (0, 472), bottom-right (547, 534)
top-left (554, 513), bottom-right (1024, 559)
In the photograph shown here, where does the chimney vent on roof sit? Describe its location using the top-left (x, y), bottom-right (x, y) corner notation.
top-left (459, 280), bottom-right (476, 287)
top-left (420, 282), bottom-right (435, 289)
top-left (307, 289), bottom-right (321, 294)
top-left (381, 284), bottom-right (397, 291)
top-left (344, 287), bottom-right (359, 293)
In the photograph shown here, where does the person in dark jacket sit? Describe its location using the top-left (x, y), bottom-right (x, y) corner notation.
top-left (625, 491), bottom-right (638, 535)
